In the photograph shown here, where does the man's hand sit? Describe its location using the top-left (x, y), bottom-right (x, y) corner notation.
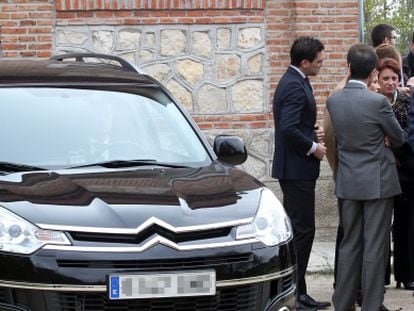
top-left (398, 86), bottom-right (411, 96)
top-left (313, 142), bottom-right (327, 160)
top-left (314, 122), bottom-right (324, 143)
top-left (384, 136), bottom-right (391, 147)
top-left (407, 77), bottom-right (414, 93)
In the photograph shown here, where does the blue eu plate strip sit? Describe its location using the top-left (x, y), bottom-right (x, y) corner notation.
top-left (110, 276), bottom-right (120, 299)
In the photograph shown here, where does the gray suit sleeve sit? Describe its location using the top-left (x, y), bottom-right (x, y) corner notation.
top-left (378, 97), bottom-right (404, 148)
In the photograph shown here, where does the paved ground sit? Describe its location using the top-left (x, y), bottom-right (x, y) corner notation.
top-left (307, 273), bottom-right (414, 311)
top-left (307, 242), bottom-right (414, 310)
top-left (266, 181), bottom-right (413, 309)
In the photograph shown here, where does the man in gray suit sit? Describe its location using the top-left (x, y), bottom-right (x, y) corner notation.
top-left (327, 44), bottom-right (404, 311)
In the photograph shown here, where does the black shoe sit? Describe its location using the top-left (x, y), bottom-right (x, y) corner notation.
top-left (379, 304), bottom-right (389, 311)
top-left (397, 281), bottom-right (414, 290)
top-left (355, 290), bottom-right (362, 306)
top-left (298, 294), bottom-right (331, 310)
top-left (296, 300), bottom-right (317, 311)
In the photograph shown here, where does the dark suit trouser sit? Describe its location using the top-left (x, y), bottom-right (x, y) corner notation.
top-left (279, 180), bottom-right (316, 297)
top-left (333, 197), bottom-right (393, 311)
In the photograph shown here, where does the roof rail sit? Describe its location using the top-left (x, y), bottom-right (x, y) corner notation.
top-left (50, 53), bottom-right (141, 74)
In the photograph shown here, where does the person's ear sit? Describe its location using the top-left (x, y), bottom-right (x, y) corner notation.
top-left (299, 59), bottom-right (309, 72)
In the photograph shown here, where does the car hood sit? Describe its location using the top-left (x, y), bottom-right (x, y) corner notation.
top-left (0, 164), bottom-right (263, 229)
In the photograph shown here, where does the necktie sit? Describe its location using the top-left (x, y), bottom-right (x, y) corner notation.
top-left (304, 77), bottom-right (313, 92)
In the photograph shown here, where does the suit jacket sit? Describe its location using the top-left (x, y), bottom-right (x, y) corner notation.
top-left (327, 81), bottom-right (404, 200)
top-left (324, 76), bottom-right (349, 176)
top-left (272, 66), bottom-right (320, 180)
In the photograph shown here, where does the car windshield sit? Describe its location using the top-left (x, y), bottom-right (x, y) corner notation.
top-left (0, 88), bottom-right (211, 169)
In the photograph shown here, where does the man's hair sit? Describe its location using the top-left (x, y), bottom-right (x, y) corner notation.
top-left (377, 57), bottom-right (401, 81)
top-left (375, 43), bottom-right (401, 65)
top-left (371, 23), bottom-right (395, 47)
top-left (347, 44), bottom-right (378, 80)
top-left (290, 36), bottom-right (324, 67)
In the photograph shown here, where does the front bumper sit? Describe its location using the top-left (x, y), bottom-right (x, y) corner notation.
top-left (0, 242), bottom-right (295, 310)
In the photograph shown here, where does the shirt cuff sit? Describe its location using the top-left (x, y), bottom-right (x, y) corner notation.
top-left (306, 142), bottom-right (317, 156)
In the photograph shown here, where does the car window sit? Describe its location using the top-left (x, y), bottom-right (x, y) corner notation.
top-left (0, 88), bottom-right (210, 168)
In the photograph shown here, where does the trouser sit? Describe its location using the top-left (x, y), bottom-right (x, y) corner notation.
top-left (333, 197), bottom-right (393, 311)
top-left (279, 180), bottom-right (316, 297)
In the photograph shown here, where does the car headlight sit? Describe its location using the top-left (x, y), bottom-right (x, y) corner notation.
top-left (236, 188), bottom-right (292, 246)
top-left (0, 206), bottom-right (71, 254)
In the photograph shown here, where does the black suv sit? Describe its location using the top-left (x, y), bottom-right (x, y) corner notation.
top-left (0, 53), bottom-right (295, 311)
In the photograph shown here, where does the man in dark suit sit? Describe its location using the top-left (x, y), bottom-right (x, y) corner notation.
top-left (328, 44), bottom-right (404, 311)
top-left (272, 36), bottom-right (329, 311)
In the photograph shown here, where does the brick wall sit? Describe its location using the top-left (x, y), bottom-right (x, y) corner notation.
top-left (0, 0), bottom-right (360, 180)
top-left (267, 0), bottom-right (360, 120)
top-left (0, 0), bottom-right (54, 58)
top-left (56, 0), bottom-right (265, 11)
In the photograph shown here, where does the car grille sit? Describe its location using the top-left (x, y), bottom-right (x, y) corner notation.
top-left (68, 226), bottom-right (232, 244)
top-left (48, 284), bottom-right (259, 311)
top-left (0, 272), bottom-right (294, 310)
top-left (0, 288), bottom-right (13, 304)
top-left (57, 254), bottom-right (252, 269)
top-left (281, 272), bottom-right (294, 293)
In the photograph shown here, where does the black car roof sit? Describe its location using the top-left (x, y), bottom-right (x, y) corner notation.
top-left (0, 59), bottom-right (157, 85)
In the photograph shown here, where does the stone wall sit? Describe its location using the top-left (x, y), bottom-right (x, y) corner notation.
top-left (54, 23), bottom-right (271, 178)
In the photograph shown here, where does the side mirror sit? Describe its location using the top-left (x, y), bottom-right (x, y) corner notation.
top-left (213, 135), bottom-right (247, 165)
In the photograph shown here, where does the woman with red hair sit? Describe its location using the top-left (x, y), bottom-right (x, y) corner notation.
top-left (378, 57), bottom-right (414, 291)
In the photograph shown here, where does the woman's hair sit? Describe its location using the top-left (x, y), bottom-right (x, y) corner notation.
top-left (375, 43), bottom-right (402, 65)
top-left (377, 57), bottom-right (401, 81)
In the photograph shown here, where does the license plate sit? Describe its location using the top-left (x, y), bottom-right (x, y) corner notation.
top-left (108, 270), bottom-right (216, 300)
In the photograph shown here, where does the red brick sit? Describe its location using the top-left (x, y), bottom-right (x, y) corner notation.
top-left (20, 20), bottom-right (36, 26)
top-left (114, 11), bottom-right (133, 17)
top-left (20, 51), bottom-right (36, 57)
top-left (2, 28), bottom-right (27, 34)
top-left (214, 123), bottom-right (231, 129)
top-left (294, 2), bottom-right (319, 9)
top-left (232, 123), bottom-right (245, 129)
top-left (29, 12), bottom-right (53, 19)
top-left (29, 43), bottom-right (53, 50)
top-left (1, 21), bottom-right (18, 27)
top-left (28, 27), bottom-right (52, 34)
top-left (2, 37), bottom-right (18, 43)
top-left (2, 43), bottom-right (27, 50)
top-left (204, 116), bottom-right (222, 122)
top-left (192, 116), bottom-right (204, 122)
top-left (2, 51), bottom-right (19, 57)
top-left (56, 12), bottom-right (76, 18)
top-left (95, 11), bottom-right (114, 18)
top-left (37, 51), bottom-right (52, 58)
top-left (17, 35), bottom-right (37, 42)
top-left (250, 121), bottom-right (267, 128)
top-left (197, 123), bottom-right (214, 130)
top-left (77, 11), bottom-right (94, 18)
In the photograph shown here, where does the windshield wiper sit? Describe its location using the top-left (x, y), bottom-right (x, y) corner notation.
top-left (69, 159), bottom-right (189, 169)
top-left (0, 161), bottom-right (46, 173)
